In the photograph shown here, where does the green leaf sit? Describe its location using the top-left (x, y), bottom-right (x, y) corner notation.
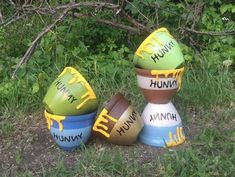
top-left (220, 4), bottom-right (233, 14)
top-left (32, 83), bottom-right (39, 94)
top-left (56, 44), bottom-right (65, 56)
top-left (220, 5), bottom-right (228, 14)
top-left (232, 6), bottom-right (235, 13)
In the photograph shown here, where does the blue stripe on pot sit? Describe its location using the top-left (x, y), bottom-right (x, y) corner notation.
top-left (50, 111), bottom-right (97, 151)
top-left (50, 126), bottom-right (92, 150)
top-left (52, 112), bottom-right (96, 129)
top-left (139, 123), bottom-right (185, 147)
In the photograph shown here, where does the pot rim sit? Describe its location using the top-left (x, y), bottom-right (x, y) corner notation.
top-left (44, 109), bottom-right (97, 122)
top-left (58, 66), bottom-right (97, 100)
top-left (134, 27), bottom-right (173, 60)
top-left (135, 67), bottom-right (184, 77)
top-left (103, 92), bottom-right (124, 112)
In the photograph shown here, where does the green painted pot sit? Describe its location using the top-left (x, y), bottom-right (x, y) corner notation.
top-left (43, 67), bottom-right (98, 115)
top-left (133, 27), bottom-right (185, 70)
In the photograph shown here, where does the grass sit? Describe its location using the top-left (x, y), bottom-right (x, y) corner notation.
top-left (15, 125), bottom-right (235, 177)
top-left (1, 60), bottom-right (234, 177)
top-left (0, 26), bottom-right (235, 176)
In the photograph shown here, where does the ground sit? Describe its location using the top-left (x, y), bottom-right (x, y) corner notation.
top-left (0, 109), bottom-right (203, 177)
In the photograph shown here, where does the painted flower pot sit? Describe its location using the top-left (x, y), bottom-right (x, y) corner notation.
top-left (92, 93), bottom-right (144, 145)
top-left (44, 110), bottom-right (97, 151)
top-left (43, 67), bottom-right (98, 115)
top-left (139, 102), bottom-right (185, 147)
top-left (135, 67), bottom-right (184, 104)
top-left (133, 27), bottom-right (184, 70)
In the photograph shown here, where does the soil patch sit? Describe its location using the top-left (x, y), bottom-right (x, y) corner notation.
top-left (0, 110), bottom-right (201, 176)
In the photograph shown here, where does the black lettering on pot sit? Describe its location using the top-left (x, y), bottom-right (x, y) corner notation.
top-left (149, 80), bottom-right (177, 88)
top-left (54, 79), bottom-right (78, 104)
top-left (150, 113), bottom-right (177, 122)
top-left (53, 132), bottom-right (83, 142)
top-left (151, 40), bottom-right (175, 63)
top-left (116, 111), bottom-right (137, 136)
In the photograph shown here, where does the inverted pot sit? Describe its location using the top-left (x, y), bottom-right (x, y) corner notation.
top-left (92, 93), bottom-right (144, 145)
top-left (139, 102), bottom-right (185, 147)
top-left (43, 67), bottom-right (98, 115)
top-left (135, 67), bottom-right (184, 104)
top-left (133, 27), bottom-right (185, 70)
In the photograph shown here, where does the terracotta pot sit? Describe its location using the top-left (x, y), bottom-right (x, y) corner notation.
top-left (43, 67), bottom-right (98, 115)
top-left (139, 102), bottom-right (185, 147)
top-left (133, 27), bottom-right (185, 70)
top-left (44, 110), bottom-right (97, 151)
top-left (92, 93), bottom-right (144, 145)
top-left (135, 67), bottom-right (184, 104)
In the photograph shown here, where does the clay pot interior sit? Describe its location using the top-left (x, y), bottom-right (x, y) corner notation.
top-left (92, 93), bottom-right (143, 145)
top-left (92, 93), bottom-right (128, 139)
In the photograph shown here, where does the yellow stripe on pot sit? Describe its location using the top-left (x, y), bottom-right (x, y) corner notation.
top-left (44, 110), bottom-right (66, 131)
top-left (93, 108), bottom-right (118, 138)
top-left (58, 67), bottom-right (97, 110)
top-left (135, 28), bottom-right (173, 60)
top-left (166, 127), bottom-right (185, 147)
top-left (151, 67), bottom-right (184, 90)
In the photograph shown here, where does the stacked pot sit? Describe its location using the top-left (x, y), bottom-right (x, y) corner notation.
top-left (134, 27), bottom-right (186, 147)
top-left (43, 67), bottom-right (98, 150)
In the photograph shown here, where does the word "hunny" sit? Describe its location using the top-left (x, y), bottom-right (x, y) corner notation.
top-left (151, 40), bottom-right (175, 63)
top-left (54, 79), bottom-right (78, 104)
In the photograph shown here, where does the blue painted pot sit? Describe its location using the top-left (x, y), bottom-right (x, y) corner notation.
top-left (44, 110), bottom-right (97, 151)
top-left (139, 102), bottom-right (185, 147)
top-left (139, 124), bottom-right (185, 147)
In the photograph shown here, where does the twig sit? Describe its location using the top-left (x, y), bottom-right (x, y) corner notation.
top-left (183, 27), bottom-right (235, 36)
top-left (73, 12), bottom-right (142, 34)
top-left (0, 10), bottom-right (4, 23)
top-left (9, 2), bottom-right (122, 78)
top-left (54, 1), bottom-right (119, 10)
top-left (8, 0), bottom-right (16, 7)
top-left (125, 0), bottom-right (151, 23)
top-left (2, 13), bottom-right (28, 27)
top-left (1, 2), bottom-right (119, 27)
top-left (11, 8), bottom-right (70, 79)
top-left (120, 10), bottom-right (151, 33)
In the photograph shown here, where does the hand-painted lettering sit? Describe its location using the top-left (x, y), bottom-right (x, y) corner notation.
top-left (150, 113), bottom-right (177, 122)
top-left (150, 79), bottom-right (177, 88)
top-left (53, 132), bottom-right (83, 142)
top-left (151, 40), bottom-right (175, 63)
top-left (116, 111), bottom-right (137, 136)
top-left (54, 79), bottom-right (78, 104)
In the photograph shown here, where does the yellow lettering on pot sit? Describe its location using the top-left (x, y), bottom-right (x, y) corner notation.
top-left (44, 110), bottom-right (66, 131)
top-left (93, 109), bottom-right (118, 138)
top-left (166, 127), bottom-right (185, 147)
top-left (151, 67), bottom-right (184, 90)
top-left (135, 27), bottom-right (173, 60)
top-left (58, 67), bottom-right (96, 110)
